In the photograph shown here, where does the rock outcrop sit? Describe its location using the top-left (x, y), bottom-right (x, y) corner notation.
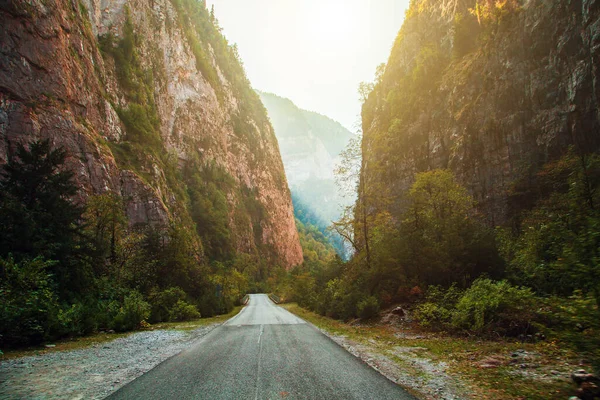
top-left (361, 0), bottom-right (600, 225)
top-left (0, 0), bottom-right (303, 267)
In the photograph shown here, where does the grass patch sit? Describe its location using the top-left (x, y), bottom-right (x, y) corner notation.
top-left (283, 303), bottom-right (578, 400)
top-left (0, 306), bottom-right (243, 361)
top-left (150, 306), bottom-right (243, 331)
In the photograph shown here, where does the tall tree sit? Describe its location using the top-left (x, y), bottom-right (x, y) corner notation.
top-left (0, 139), bottom-right (88, 293)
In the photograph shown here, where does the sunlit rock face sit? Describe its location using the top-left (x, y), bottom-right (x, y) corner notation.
top-left (258, 91), bottom-right (355, 226)
top-left (0, 0), bottom-right (303, 268)
top-left (361, 0), bottom-right (600, 226)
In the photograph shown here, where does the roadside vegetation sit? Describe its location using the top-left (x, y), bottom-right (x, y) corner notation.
top-left (268, 150), bottom-right (600, 398)
top-left (275, 159), bottom-right (600, 356)
top-left (0, 140), bottom-right (274, 351)
top-left (1, 0), bottom-right (285, 352)
top-left (0, 301), bottom-right (241, 362)
top-left (283, 303), bottom-right (579, 400)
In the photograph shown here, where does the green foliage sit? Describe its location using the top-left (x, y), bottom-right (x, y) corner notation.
top-left (539, 292), bottom-right (600, 370)
top-left (112, 290), bottom-right (151, 332)
top-left (169, 300), bottom-right (201, 322)
top-left (333, 169), bottom-right (500, 311)
top-left (416, 279), bottom-right (537, 337)
top-left (184, 160), bottom-right (234, 261)
top-left (451, 279), bottom-right (536, 335)
top-left (500, 151), bottom-right (600, 305)
top-left (84, 193), bottom-right (127, 272)
top-left (0, 139), bottom-right (90, 295)
top-left (170, 0), bottom-right (269, 139)
top-left (291, 271), bottom-right (317, 309)
top-left (295, 219), bottom-right (337, 267)
top-left (148, 287), bottom-right (187, 323)
top-left (399, 170), bottom-right (502, 287)
top-left (0, 1), bottom-right (298, 349)
top-left (0, 257), bottom-right (60, 346)
top-left (292, 192), bottom-right (347, 258)
top-left (414, 302), bottom-right (453, 328)
top-left (116, 103), bottom-right (161, 147)
top-left (99, 10), bottom-right (161, 146)
top-left (285, 257), bottom-right (367, 321)
top-left (170, 0), bottom-right (220, 94)
top-left (356, 296), bottom-right (380, 320)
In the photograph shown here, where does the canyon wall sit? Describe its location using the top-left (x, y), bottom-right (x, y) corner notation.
top-left (361, 0), bottom-right (600, 226)
top-left (0, 0), bottom-right (303, 267)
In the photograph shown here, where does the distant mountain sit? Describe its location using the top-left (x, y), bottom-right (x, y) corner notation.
top-left (257, 91), bottom-right (355, 257)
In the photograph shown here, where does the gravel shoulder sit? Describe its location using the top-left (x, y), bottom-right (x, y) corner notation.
top-left (320, 331), bottom-right (469, 400)
top-left (0, 322), bottom-right (223, 399)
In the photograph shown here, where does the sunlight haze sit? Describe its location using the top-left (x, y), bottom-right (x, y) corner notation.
top-left (206, 0), bottom-right (409, 130)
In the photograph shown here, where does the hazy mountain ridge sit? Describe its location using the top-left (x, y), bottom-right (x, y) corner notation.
top-left (257, 90), bottom-right (354, 216)
top-left (257, 91), bottom-right (355, 256)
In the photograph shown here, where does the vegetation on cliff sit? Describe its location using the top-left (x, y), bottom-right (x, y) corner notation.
top-left (258, 91), bottom-right (355, 257)
top-left (0, 140), bottom-right (277, 347)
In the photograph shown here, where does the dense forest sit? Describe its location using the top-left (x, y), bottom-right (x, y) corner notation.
top-left (276, 0), bottom-right (600, 372)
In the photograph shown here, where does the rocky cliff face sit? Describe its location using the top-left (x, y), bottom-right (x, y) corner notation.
top-left (0, 0), bottom-right (303, 267)
top-left (361, 0), bottom-right (600, 225)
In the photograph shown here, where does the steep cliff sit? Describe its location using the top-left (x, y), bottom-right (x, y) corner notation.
top-left (361, 0), bottom-right (600, 226)
top-left (0, 0), bottom-right (302, 267)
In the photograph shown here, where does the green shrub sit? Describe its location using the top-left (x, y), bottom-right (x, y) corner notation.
top-left (55, 301), bottom-right (100, 337)
top-left (0, 257), bottom-right (60, 346)
top-left (116, 103), bottom-right (160, 145)
top-left (424, 284), bottom-right (463, 306)
top-left (451, 278), bottom-right (537, 336)
top-left (414, 302), bottom-right (453, 328)
top-left (540, 292), bottom-right (600, 370)
top-left (169, 300), bottom-right (201, 321)
top-left (112, 291), bottom-right (151, 332)
top-left (149, 287), bottom-right (187, 323)
top-left (357, 296), bottom-right (380, 320)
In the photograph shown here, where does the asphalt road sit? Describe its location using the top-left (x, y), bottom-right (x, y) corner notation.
top-left (107, 294), bottom-right (416, 400)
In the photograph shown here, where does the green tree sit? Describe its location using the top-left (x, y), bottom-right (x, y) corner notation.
top-left (0, 139), bottom-right (89, 294)
top-left (502, 151), bottom-right (600, 308)
top-left (0, 257), bottom-right (60, 346)
top-left (400, 170), bottom-right (500, 286)
top-left (84, 193), bottom-right (127, 269)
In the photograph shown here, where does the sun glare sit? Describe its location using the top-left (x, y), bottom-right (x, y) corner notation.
top-left (309, 2), bottom-right (356, 42)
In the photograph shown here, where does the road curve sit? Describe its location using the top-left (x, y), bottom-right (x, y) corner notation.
top-left (107, 294), bottom-right (416, 400)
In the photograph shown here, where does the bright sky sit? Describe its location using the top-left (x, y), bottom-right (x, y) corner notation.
top-left (206, 0), bottom-right (409, 131)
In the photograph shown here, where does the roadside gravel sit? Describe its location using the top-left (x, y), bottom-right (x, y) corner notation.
top-left (318, 330), bottom-right (470, 400)
top-left (0, 324), bottom-right (219, 399)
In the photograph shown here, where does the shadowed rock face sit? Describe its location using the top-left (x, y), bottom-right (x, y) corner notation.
top-left (0, 0), bottom-right (303, 268)
top-left (361, 0), bottom-right (600, 226)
